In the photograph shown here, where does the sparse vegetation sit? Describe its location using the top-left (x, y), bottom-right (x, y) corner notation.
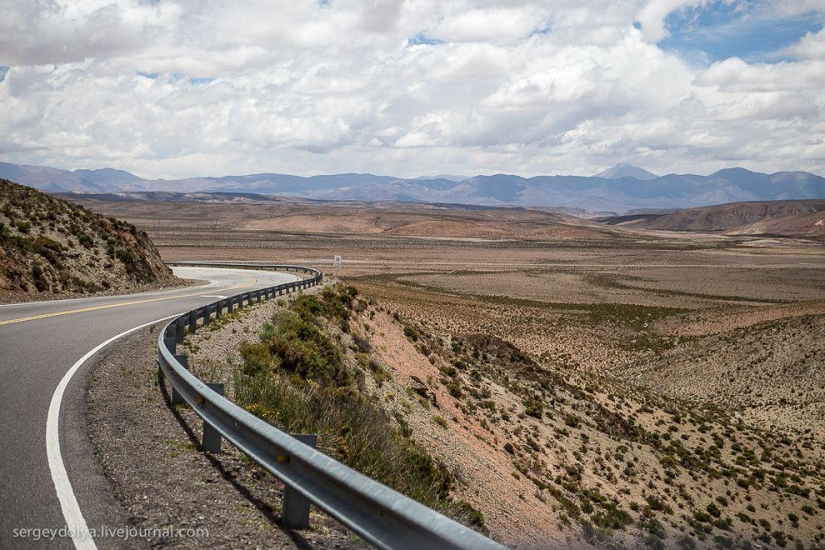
top-left (233, 284), bottom-right (487, 533)
top-left (77, 193), bottom-right (825, 549)
top-left (0, 178), bottom-right (177, 297)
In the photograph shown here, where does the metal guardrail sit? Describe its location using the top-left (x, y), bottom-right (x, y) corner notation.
top-left (157, 263), bottom-right (507, 550)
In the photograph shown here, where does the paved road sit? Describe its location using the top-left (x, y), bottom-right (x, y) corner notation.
top-left (0, 267), bottom-right (300, 548)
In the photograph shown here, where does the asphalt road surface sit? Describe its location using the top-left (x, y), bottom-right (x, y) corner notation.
top-left (0, 267), bottom-right (300, 548)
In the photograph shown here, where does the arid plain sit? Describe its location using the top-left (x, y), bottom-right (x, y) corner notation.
top-left (73, 195), bottom-right (825, 549)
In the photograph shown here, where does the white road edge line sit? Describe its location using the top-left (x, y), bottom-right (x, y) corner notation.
top-left (47, 313), bottom-right (180, 550)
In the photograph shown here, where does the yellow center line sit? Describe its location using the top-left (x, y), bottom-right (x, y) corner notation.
top-left (0, 277), bottom-right (260, 327)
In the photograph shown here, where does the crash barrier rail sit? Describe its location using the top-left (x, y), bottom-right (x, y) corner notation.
top-left (157, 263), bottom-right (506, 550)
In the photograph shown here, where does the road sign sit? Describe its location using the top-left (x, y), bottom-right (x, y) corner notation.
top-left (333, 255), bottom-right (342, 268)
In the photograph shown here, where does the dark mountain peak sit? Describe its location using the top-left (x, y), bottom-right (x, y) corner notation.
top-left (594, 163), bottom-right (658, 181)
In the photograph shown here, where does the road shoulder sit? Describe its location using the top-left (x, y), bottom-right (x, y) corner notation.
top-left (80, 323), bottom-right (358, 548)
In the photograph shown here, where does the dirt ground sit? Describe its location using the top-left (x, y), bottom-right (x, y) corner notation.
top-left (73, 197), bottom-right (825, 549)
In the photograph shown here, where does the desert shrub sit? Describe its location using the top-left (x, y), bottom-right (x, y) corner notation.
top-left (522, 397), bottom-right (543, 419)
top-left (645, 494), bottom-right (673, 514)
top-left (262, 310), bottom-right (352, 387)
top-left (234, 366), bottom-right (484, 531)
top-left (446, 380), bottom-right (463, 398)
top-left (232, 284), bottom-right (486, 533)
top-left (78, 234), bottom-right (93, 248)
top-left (564, 413), bottom-right (581, 427)
top-left (259, 321), bottom-right (276, 342)
top-left (31, 263), bottom-right (48, 291)
top-left (590, 502), bottom-right (633, 530)
top-left (239, 341), bottom-right (273, 375)
top-left (351, 332), bottom-right (372, 353)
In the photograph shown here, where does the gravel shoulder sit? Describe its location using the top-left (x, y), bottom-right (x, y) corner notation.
top-left (85, 317), bottom-right (360, 549)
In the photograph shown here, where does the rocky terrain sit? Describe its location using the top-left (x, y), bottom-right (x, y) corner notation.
top-left (171, 272), bottom-right (825, 549)
top-left (0, 178), bottom-right (180, 300)
top-left (63, 190), bottom-right (825, 548)
top-left (601, 199), bottom-right (825, 241)
top-left (349, 275), bottom-right (825, 549)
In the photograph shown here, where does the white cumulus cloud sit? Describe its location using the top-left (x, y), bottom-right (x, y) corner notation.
top-left (0, 0), bottom-right (823, 178)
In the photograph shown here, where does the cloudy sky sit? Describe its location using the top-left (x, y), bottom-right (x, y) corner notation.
top-left (1, 0), bottom-right (823, 179)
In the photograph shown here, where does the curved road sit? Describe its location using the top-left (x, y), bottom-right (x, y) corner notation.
top-left (0, 267), bottom-right (300, 548)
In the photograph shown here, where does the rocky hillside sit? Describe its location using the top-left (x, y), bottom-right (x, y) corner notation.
top-left (185, 278), bottom-right (825, 549)
top-left (601, 199), bottom-right (825, 239)
top-left (0, 178), bottom-right (179, 299)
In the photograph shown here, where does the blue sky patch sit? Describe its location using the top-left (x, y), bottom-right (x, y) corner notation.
top-left (529, 26), bottom-right (552, 38)
top-left (0, 66), bottom-right (8, 84)
top-left (137, 71), bottom-right (159, 79)
top-left (408, 33), bottom-right (443, 46)
top-left (190, 77), bottom-right (215, 85)
top-left (658, 2), bottom-right (822, 64)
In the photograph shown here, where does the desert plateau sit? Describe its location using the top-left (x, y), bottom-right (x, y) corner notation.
top-left (65, 192), bottom-right (825, 549)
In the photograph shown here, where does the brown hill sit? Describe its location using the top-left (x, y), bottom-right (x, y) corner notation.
top-left (604, 200), bottom-right (825, 239)
top-left (0, 179), bottom-right (179, 300)
top-left (64, 193), bottom-right (627, 243)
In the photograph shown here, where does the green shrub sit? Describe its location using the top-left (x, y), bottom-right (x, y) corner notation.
top-left (432, 415), bottom-right (449, 428)
top-left (239, 341), bottom-right (273, 375)
top-left (231, 284), bottom-right (486, 533)
top-left (234, 367), bottom-right (483, 530)
top-left (264, 311), bottom-right (351, 387)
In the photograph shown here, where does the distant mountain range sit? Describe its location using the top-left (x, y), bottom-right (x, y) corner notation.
top-left (1, 162), bottom-right (823, 213)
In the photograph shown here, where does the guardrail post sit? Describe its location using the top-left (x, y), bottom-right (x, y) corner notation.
top-left (164, 326), bottom-right (177, 354)
top-left (282, 434), bottom-right (318, 529)
top-left (202, 383), bottom-right (224, 452)
top-left (227, 297), bottom-right (233, 314)
top-left (189, 309), bottom-right (198, 334)
top-left (176, 316), bottom-right (186, 344)
top-left (172, 355), bottom-right (188, 406)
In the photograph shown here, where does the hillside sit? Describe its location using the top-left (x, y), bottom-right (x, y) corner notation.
top-left (0, 178), bottom-right (180, 300)
top-left (60, 192), bottom-right (633, 244)
top-left (347, 270), bottom-right (825, 549)
top-left (599, 199), bottom-right (825, 239)
top-left (174, 277), bottom-right (825, 549)
top-left (3, 161), bottom-right (825, 212)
